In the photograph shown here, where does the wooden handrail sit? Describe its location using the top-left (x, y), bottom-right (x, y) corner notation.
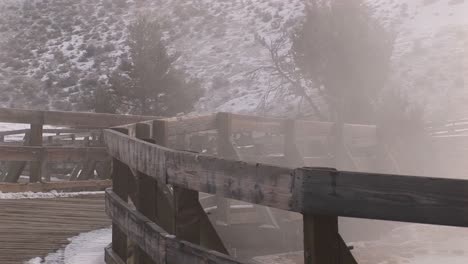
top-left (0, 107), bottom-right (159, 127)
top-left (0, 146), bottom-right (108, 162)
top-left (104, 128), bottom-right (294, 211)
top-left (104, 112), bottom-right (468, 264)
top-left (105, 124), bottom-right (468, 227)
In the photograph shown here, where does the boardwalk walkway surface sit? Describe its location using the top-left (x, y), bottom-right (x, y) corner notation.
top-left (0, 194), bottom-right (110, 264)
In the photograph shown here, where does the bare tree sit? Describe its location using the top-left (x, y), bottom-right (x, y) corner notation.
top-left (252, 33), bottom-right (326, 120)
top-left (293, 0), bottom-right (395, 123)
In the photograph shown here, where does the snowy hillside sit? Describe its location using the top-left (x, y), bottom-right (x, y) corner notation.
top-left (0, 0), bottom-right (467, 120)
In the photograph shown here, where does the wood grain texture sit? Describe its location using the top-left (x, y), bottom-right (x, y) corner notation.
top-left (0, 180), bottom-right (111, 193)
top-left (104, 129), bottom-right (295, 212)
top-left (0, 195), bottom-right (110, 264)
top-left (105, 189), bottom-right (243, 264)
top-left (0, 107), bottom-right (158, 127)
top-left (165, 114), bottom-right (217, 136)
top-left (0, 146), bottom-right (108, 162)
top-left (294, 167), bottom-right (468, 227)
top-left (29, 123), bottom-right (43, 182)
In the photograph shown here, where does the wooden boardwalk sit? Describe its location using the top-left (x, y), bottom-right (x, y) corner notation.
top-left (0, 194), bottom-right (110, 264)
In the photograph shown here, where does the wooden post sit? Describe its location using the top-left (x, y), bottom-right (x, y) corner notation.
top-left (332, 121), bottom-right (345, 170)
top-left (153, 119), bottom-right (228, 254)
top-left (134, 123), bottom-right (157, 264)
top-left (111, 127), bottom-right (131, 263)
top-left (77, 136), bottom-right (96, 181)
top-left (29, 122), bottom-right (44, 182)
top-left (152, 119), bottom-right (175, 234)
top-left (215, 112), bottom-right (237, 225)
top-left (302, 168), bottom-right (357, 264)
top-left (153, 119), bottom-right (200, 243)
top-left (3, 132), bottom-right (29, 182)
top-left (283, 118), bottom-right (304, 168)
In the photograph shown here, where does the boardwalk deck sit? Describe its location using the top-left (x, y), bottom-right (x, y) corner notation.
top-left (0, 194), bottom-right (110, 264)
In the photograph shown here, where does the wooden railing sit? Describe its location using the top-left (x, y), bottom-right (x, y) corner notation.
top-left (104, 112), bottom-right (468, 264)
top-left (0, 108), bottom-right (158, 190)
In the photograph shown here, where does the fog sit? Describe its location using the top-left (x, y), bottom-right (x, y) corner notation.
top-left (1, 0), bottom-right (467, 263)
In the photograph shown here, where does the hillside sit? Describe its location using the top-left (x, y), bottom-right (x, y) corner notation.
top-left (0, 0), bottom-right (467, 120)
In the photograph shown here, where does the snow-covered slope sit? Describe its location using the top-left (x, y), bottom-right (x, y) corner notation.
top-left (0, 0), bottom-right (467, 120)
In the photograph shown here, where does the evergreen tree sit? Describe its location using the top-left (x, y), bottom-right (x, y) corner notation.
top-left (109, 16), bottom-right (202, 115)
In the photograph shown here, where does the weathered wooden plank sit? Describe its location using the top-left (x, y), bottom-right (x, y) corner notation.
top-left (152, 119), bottom-right (176, 234)
top-left (29, 123), bottom-right (43, 182)
top-left (134, 123), bottom-right (157, 264)
top-left (0, 146), bottom-right (40, 161)
top-left (104, 129), bottom-right (295, 212)
top-left (173, 187), bottom-right (200, 244)
top-left (111, 127), bottom-right (131, 263)
top-left (0, 107), bottom-right (158, 127)
top-left (158, 117), bottom-right (228, 254)
top-left (105, 189), bottom-right (243, 264)
top-left (0, 180), bottom-right (111, 193)
top-left (0, 146), bottom-right (108, 162)
top-left (303, 214), bottom-right (357, 264)
top-left (165, 114), bottom-right (217, 136)
top-left (0, 108), bottom-right (43, 124)
top-left (283, 119), bottom-right (304, 168)
top-left (293, 167), bottom-right (468, 227)
top-left (230, 113), bottom-right (283, 134)
top-left (295, 120), bottom-right (333, 139)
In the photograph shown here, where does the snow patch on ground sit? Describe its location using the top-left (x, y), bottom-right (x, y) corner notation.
top-left (351, 223), bottom-right (468, 263)
top-left (26, 227), bottom-right (111, 264)
top-left (0, 190), bottom-right (104, 199)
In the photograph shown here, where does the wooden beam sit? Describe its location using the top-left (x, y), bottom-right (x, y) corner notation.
top-left (293, 167), bottom-right (468, 227)
top-left (165, 114), bottom-right (217, 136)
top-left (110, 127), bottom-right (131, 263)
top-left (0, 180), bottom-right (111, 193)
top-left (106, 127), bottom-right (468, 227)
top-left (0, 107), bottom-right (158, 127)
top-left (230, 113), bottom-right (284, 134)
top-left (0, 146), bottom-right (109, 162)
top-left (29, 123), bottom-right (43, 182)
top-left (104, 129), bottom-right (295, 212)
top-left (134, 123), bottom-right (157, 264)
top-left (105, 189), bottom-right (243, 264)
top-left (303, 214), bottom-right (357, 264)
top-left (152, 119), bottom-right (176, 234)
top-left (156, 118), bottom-right (228, 254)
top-left (283, 118), bottom-right (304, 168)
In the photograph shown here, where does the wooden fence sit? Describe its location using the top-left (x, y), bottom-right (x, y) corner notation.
top-left (104, 112), bottom-right (468, 264)
top-left (0, 108), bottom-right (157, 190)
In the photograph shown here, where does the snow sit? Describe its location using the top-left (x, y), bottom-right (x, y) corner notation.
top-left (351, 223), bottom-right (468, 264)
top-left (0, 190), bottom-right (104, 200)
top-left (26, 227), bottom-right (111, 264)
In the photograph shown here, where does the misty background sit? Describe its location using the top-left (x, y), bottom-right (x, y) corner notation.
top-left (0, 0), bottom-right (467, 263)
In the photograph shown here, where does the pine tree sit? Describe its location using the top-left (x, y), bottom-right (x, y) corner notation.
top-left (109, 16), bottom-right (202, 116)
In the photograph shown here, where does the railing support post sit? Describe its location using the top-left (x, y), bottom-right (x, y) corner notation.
top-left (216, 112), bottom-right (236, 225)
top-left (300, 168), bottom-right (357, 264)
top-left (134, 123), bottom-right (157, 264)
top-left (29, 121), bottom-right (45, 182)
top-left (111, 127), bottom-right (131, 263)
top-left (283, 118), bottom-right (304, 167)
